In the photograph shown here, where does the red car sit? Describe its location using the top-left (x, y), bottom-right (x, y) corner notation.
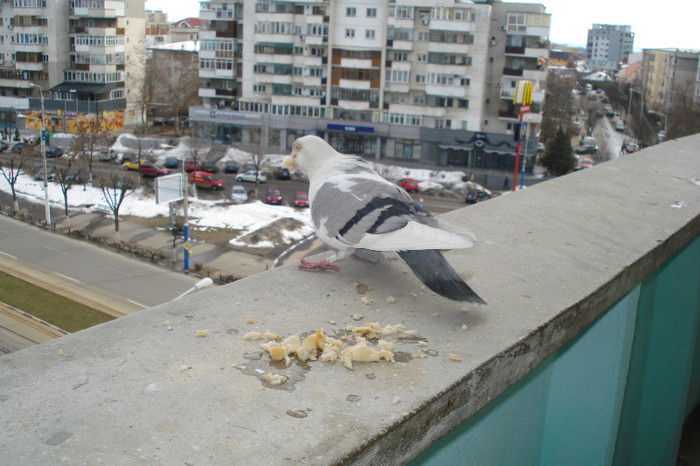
top-left (396, 177), bottom-right (419, 192)
top-left (139, 163), bottom-right (170, 177)
top-left (184, 159), bottom-right (200, 172)
top-left (265, 187), bottom-right (283, 205)
top-left (294, 191), bottom-right (309, 208)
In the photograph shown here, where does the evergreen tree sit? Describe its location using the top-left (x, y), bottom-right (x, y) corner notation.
top-left (540, 127), bottom-right (576, 176)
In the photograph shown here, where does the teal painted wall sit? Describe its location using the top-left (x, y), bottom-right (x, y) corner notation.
top-left (412, 236), bottom-right (700, 466)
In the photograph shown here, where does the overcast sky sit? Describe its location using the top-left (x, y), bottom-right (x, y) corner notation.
top-left (145, 0), bottom-right (699, 51)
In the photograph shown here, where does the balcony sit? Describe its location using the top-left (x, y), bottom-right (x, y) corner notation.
top-left (503, 67), bottom-right (523, 77)
top-left (0, 135), bottom-right (699, 464)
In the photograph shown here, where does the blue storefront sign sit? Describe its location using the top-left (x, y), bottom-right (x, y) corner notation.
top-left (327, 123), bottom-right (374, 133)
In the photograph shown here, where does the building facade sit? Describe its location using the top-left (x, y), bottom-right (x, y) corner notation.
top-left (641, 48), bottom-right (700, 112)
top-left (585, 24), bottom-right (634, 70)
top-left (0, 0), bottom-right (144, 135)
top-left (190, 0), bottom-right (550, 172)
top-left (145, 9), bottom-right (169, 47)
top-left (169, 18), bottom-right (200, 43)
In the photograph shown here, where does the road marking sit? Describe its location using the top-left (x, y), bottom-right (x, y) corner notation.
top-left (43, 245), bottom-right (67, 255)
top-left (0, 251), bottom-right (18, 260)
top-left (126, 299), bottom-right (147, 309)
top-left (105, 266), bottom-right (131, 277)
top-left (54, 272), bottom-right (80, 283)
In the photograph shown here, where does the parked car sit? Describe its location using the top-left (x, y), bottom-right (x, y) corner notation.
top-left (65, 169), bottom-right (82, 183)
top-left (265, 187), bottom-right (283, 205)
top-left (615, 120), bottom-right (625, 132)
top-left (164, 156), bottom-right (179, 169)
top-left (274, 167), bottom-right (291, 180)
top-left (10, 142), bottom-right (24, 153)
top-left (45, 147), bottom-right (63, 158)
top-left (223, 161), bottom-right (238, 174)
top-left (294, 191), bottom-right (309, 208)
top-left (200, 161), bottom-right (218, 173)
top-left (184, 159), bottom-right (200, 172)
top-left (396, 177), bottom-right (419, 192)
top-left (122, 159), bottom-right (147, 170)
top-left (34, 166), bottom-right (55, 182)
top-left (465, 188), bottom-right (492, 204)
top-left (575, 145), bottom-right (599, 155)
top-left (231, 184), bottom-right (248, 202)
top-left (189, 171), bottom-right (224, 190)
top-left (236, 170), bottom-right (266, 183)
top-left (139, 163), bottom-right (170, 178)
top-left (625, 142), bottom-right (639, 153)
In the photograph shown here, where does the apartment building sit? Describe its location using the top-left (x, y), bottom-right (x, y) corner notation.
top-left (0, 0), bottom-right (144, 134)
top-left (190, 0), bottom-right (550, 171)
top-left (145, 9), bottom-right (169, 47)
top-left (169, 18), bottom-right (201, 43)
top-left (642, 48), bottom-right (700, 112)
top-left (585, 24), bottom-right (634, 70)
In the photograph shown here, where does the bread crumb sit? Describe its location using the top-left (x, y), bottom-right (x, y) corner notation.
top-left (386, 296), bottom-right (395, 303)
top-left (244, 331), bottom-right (264, 340)
top-left (448, 354), bottom-right (462, 362)
top-left (262, 374), bottom-right (287, 385)
top-left (393, 396), bottom-right (402, 404)
top-left (265, 329), bottom-right (282, 340)
top-left (162, 320), bottom-right (170, 326)
top-left (462, 324), bottom-right (468, 331)
top-left (57, 349), bottom-right (64, 356)
top-left (341, 338), bottom-right (381, 370)
top-left (245, 318), bottom-right (255, 324)
top-left (417, 341), bottom-right (428, 347)
top-left (413, 354), bottom-right (428, 359)
top-left (195, 329), bottom-right (208, 337)
top-left (361, 296), bottom-right (374, 306)
top-left (351, 313), bottom-right (363, 321)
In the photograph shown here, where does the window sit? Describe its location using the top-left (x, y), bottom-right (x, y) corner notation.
top-left (365, 29), bottom-right (375, 39)
top-left (392, 52), bottom-right (408, 62)
top-left (346, 7), bottom-right (356, 17)
top-left (366, 8), bottom-right (376, 18)
top-left (417, 54), bottom-right (427, 62)
top-left (417, 32), bottom-right (429, 42)
top-left (345, 28), bottom-right (355, 38)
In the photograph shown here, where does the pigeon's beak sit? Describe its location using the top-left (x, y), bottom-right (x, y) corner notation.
top-left (282, 156), bottom-right (296, 171)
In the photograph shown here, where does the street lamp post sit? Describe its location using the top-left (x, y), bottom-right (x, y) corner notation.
top-left (30, 83), bottom-right (51, 225)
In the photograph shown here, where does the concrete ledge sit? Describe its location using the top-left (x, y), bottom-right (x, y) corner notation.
top-left (1, 135), bottom-right (699, 464)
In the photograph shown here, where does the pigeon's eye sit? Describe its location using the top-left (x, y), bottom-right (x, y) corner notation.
top-left (294, 143), bottom-right (301, 151)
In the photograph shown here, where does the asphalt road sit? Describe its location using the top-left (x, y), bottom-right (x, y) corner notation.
top-left (0, 214), bottom-right (200, 309)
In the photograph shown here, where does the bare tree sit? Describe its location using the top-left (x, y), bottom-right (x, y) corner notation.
top-left (54, 156), bottom-right (82, 227)
top-left (0, 149), bottom-right (28, 212)
top-left (234, 117), bottom-right (279, 199)
top-left (96, 171), bottom-right (137, 243)
top-left (158, 51), bottom-right (199, 135)
top-left (70, 119), bottom-right (112, 185)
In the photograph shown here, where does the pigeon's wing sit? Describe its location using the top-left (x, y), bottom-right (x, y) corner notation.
top-left (311, 173), bottom-right (472, 252)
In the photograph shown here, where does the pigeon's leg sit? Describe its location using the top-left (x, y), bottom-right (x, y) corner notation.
top-left (297, 250), bottom-right (353, 271)
top-left (298, 257), bottom-right (340, 271)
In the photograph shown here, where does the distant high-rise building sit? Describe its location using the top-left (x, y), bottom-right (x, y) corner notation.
top-left (585, 24), bottom-right (634, 70)
top-left (190, 0), bottom-right (550, 173)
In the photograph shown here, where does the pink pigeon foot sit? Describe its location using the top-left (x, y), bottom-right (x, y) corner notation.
top-left (298, 258), bottom-right (340, 271)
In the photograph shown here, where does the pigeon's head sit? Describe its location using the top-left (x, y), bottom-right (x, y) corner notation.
top-left (282, 135), bottom-right (337, 178)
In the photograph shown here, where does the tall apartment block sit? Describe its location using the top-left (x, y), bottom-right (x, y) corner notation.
top-left (0, 0), bottom-right (144, 135)
top-left (642, 48), bottom-right (700, 112)
top-left (585, 24), bottom-right (634, 70)
top-left (190, 0), bottom-right (550, 172)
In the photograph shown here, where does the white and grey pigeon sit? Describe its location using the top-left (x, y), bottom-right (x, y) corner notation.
top-left (282, 135), bottom-right (485, 304)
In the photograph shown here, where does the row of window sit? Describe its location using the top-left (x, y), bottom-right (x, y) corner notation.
top-left (73, 52), bottom-right (123, 65)
top-left (11, 34), bottom-right (48, 45)
top-left (63, 70), bottom-right (123, 83)
top-left (73, 35), bottom-right (124, 47)
top-left (71, 1), bottom-right (121, 9)
top-left (200, 58), bottom-right (233, 71)
top-left (13, 0), bottom-right (47, 7)
top-left (251, 83), bottom-right (325, 98)
top-left (239, 100), bottom-right (326, 118)
top-left (345, 7), bottom-right (377, 18)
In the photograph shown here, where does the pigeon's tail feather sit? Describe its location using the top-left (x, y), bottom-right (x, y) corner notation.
top-left (398, 250), bottom-right (486, 304)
